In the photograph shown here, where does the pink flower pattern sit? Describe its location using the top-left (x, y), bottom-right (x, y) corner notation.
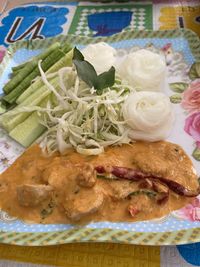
top-left (175, 198), bottom-right (200, 221)
top-left (196, 141), bottom-right (200, 149)
top-left (0, 46), bottom-right (6, 63)
top-left (181, 80), bottom-right (200, 114)
top-left (184, 112), bottom-right (200, 143)
top-left (171, 63), bottom-right (200, 221)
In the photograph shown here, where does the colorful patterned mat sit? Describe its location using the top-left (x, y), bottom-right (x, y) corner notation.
top-left (0, 0), bottom-right (199, 49)
top-left (0, 1), bottom-right (200, 267)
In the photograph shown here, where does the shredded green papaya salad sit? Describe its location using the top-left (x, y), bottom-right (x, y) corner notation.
top-left (0, 42), bottom-right (174, 155)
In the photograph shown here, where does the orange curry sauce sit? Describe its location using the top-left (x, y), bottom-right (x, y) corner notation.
top-left (0, 141), bottom-right (198, 224)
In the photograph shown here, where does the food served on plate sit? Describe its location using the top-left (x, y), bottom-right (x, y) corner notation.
top-left (0, 41), bottom-right (199, 224)
top-left (0, 42), bottom-right (173, 154)
top-left (0, 141), bottom-right (199, 223)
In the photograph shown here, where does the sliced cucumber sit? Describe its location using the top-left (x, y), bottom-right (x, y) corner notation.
top-left (18, 77), bottom-right (58, 107)
top-left (16, 79), bottom-right (45, 105)
top-left (8, 96), bottom-right (50, 147)
top-left (9, 111), bottom-right (46, 147)
top-left (1, 100), bottom-right (47, 133)
top-left (61, 42), bottom-right (72, 54)
top-left (1, 77), bottom-right (60, 132)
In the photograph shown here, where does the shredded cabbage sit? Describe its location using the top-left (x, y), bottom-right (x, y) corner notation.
top-left (6, 45), bottom-right (174, 155)
top-left (36, 63), bottom-right (134, 155)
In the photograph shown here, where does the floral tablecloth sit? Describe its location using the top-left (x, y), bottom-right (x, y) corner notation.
top-left (0, 1), bottom-right (200, 267)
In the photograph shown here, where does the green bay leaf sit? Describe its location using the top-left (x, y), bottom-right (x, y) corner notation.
top-left (96, 66), bottom-right (115, 94)
top-left (72, 47), bottom-right (115, 94)
top-left (73, 59), bottom-right (98, 89)
top-left (73, 47), bottom-right (84, 61)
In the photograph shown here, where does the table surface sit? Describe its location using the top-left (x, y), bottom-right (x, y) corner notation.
top-left (0, 1), bottom-right (200, 267)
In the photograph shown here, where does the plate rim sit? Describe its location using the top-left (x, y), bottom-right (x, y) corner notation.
top-left (1, 28), bottom-right (200, 75)
top-left (0, 28), bottom-right (200, 246)
top-left (0, 227), bottom-right (199, 246)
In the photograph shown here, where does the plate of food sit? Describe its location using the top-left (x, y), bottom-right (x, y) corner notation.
top-left (0, 29), bottom-right (199, 246)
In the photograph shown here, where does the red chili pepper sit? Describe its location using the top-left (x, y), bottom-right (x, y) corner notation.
top-left (95, 166), bottom-right (200, 197)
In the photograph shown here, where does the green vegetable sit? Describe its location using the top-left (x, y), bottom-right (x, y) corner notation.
top-left (4, 60), bottom-right (38, 95)
top-left (0, 100), bottom-right (7, 114)
top-left (96, 68), bottom-right (116, 95)
top-left (16, 79), bottom-right (49, 105)
top-left (73, 47), bottom-right (115, 94)
top-left (61, 42), bottom-right (72, 54)
top-left (11, 68), bottom-right (22, 78)
top-left (9, 111), bottom-right (46, 147)
top-left (8, 96), bottom-right (50, 147)
top-left (11, 41), bottom-right (70, 77)
top-left (1, 78), bottom-right (58, 132)
top-left (32, 66), bottom-right (129, 155)
top-left (47, 49), bottom-right (73, 73)
top-left (12, 62), bottom-right (27, 73)
top-left (11, 42), bottom-right (61, 73)
top-left (16, 49), bottom-right (73, 104)
top-left (3, 49), bottom-right (65, 104)
top-left (1, 47), bottom-right (129, 154)
top-left (18, 77), bottom-right (57, 107)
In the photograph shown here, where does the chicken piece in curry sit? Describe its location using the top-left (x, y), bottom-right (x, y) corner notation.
top-left (0, 141), bottom-right (199, 224)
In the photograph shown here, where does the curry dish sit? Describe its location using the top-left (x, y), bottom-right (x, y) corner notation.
top-left (0, 141), bottom-right (199, 224)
